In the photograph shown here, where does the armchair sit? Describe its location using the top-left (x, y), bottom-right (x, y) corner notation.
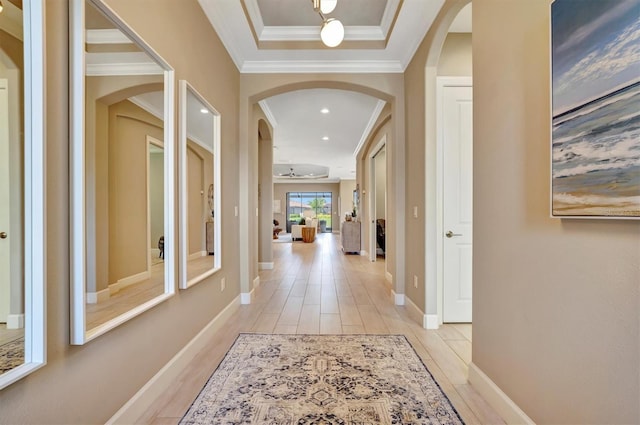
top-left (291, 218), bottom-right (317, 240)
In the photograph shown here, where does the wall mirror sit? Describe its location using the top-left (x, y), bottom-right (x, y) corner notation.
top-left (0, 0), bottom-right (46, 389)
top-left (179, 81), bottom-right (221, 289)
top-left (70, 0), bottom-right (175, 344)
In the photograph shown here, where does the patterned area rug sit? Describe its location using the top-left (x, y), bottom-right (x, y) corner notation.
top-left (180, 334), bottom-right (464, 424)
top-left (0, 337), bottom-right (25, 374)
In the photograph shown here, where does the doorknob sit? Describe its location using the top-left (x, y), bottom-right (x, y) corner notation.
top-left (445, 230), bottom-right (462, 238)
top-left (0, 232), bottom-right (7, 239)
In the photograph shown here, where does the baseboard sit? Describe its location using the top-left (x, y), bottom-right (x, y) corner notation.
top-left (404, 295), bottom-right (426, 327)
top-left (468, 362), bottom-right (535, 425)
top-left (425, 314), bottom-right (439, 330)
top-left (110, 270), bottom-right (150, 294)
top-left (360, 250), bottom-right (368, 257)
top-left (258, 262), bottom-right (274, 270)
top-left (6, 314), bottom-right (24, 329)
top-left (106, 295), bottom-right (241, 425)
top-left (86, 288), bottom-right (110, 304)
top-left (385, 271), bottom-right (393, 284)
top-left (392, 291), bottom-right (405, 306)
top-left (240, 290), bottom-right (254, 304)
top-left (188, 251), bottom-right (206, 261)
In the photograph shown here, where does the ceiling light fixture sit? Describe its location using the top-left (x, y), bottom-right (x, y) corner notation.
top-left (322, 136), bottom-right (329, 141)
top-left (312, 0), bottom-right (344, 48)
top-left (0, 1), bottom-right (4, 13)
top-left (320, 108), bottom-right (330, 114)
top-left (200, 108), bottom-right (209, 114)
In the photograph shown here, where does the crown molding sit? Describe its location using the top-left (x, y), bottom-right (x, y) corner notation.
top-left (86, 28), bottom-right (132, 44)
top-left (354, 99), bottom-right (387, 157)
top-left (258, 100), bottom-right (278, 128)
top-left (240, 60), bottom-right (404, 74)
top-left (85, 52), bottom-right (163, 76)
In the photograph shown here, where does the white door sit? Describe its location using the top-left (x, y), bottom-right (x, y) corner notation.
top-left (442, 84), bottom-right (473, 323)
top-left (0, 80), bottom-right (10, 322)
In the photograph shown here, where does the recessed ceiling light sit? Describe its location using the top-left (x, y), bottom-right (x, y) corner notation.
top-left (320, 108), bottom-right (330, 114)
top-left (322, 136), bottom-right (329, 141)
top-left (200, 108), bottom-right (209, 114)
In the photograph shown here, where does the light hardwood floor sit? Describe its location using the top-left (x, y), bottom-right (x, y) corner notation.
top-left (141, 233), bottom-right (504, 424)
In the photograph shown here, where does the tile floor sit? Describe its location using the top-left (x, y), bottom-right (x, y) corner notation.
top-left (141, 232), bottom-right (504, 424)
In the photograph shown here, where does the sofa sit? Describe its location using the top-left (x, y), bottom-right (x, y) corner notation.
top-left (291, 218), bottom-right (317, 240)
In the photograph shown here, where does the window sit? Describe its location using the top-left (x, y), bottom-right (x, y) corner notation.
top-left (286, 192), bottom-right (332, 233)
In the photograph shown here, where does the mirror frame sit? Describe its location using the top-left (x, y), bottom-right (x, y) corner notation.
top-left (178, 80), bottom-right (222, 289)
top-left (0, 0), bottom-right (46, 390)
top-left (69, 0), bottom-right (176, 345)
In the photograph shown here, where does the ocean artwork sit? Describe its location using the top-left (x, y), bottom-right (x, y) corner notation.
top-left (551, 0), bottom-right (640, 218)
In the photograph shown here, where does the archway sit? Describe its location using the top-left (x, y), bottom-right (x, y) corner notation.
top-left (422, 0), bottom-right (472, 328)
top-left (238, 76), bottom-right (406, 304)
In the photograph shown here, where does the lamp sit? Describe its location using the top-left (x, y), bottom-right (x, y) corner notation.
top-left (312, 0), bottom-right (344, 47)
top-left (0, 1), bottom-right (4, 14)
top-left (320, 18), bottom-right (344, 48)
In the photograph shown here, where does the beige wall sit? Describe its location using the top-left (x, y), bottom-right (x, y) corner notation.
top-left (438, 32), bottom-right (472, 76)
top-left (257, 114), bottom-right (274, 266)
top-left (108, 101), bottom-right (163, 283)
top-left (404, 0), bottom-right (470, 314)
top-left (0, 1), bottom-right (241, 423)
top-left (338, 179), bottom-right (356, 221)
top-left (473, 0), bottom-right (640, 423)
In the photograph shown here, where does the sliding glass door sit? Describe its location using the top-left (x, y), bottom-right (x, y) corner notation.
top-left (286, 192), bottom-right (332, 233)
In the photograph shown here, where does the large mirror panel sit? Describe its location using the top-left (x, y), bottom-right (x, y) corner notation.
top-left (179, 81), bottom-right (221, 289)
top-left (70, 0), bottom-right (175, 344)
top-left (0, 0), bottom-right (46, 389)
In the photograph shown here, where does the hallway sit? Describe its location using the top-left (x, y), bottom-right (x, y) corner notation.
top-left (142, 233), bottom-right (503, 424)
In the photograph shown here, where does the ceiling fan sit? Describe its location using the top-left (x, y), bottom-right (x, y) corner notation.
top-left (280, 167), bottom-right (297, 177)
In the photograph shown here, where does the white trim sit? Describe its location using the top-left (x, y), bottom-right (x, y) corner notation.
top-left (257, 100), bottom-right (278, 128)
top-left (86, 288), bottom-right (110, 304)
top-left (85, 52), bottom-right (164, 76)
top-left (240, 291), bottom-right (253, 305)
top-left (468, 363), bottom-right (536, 425)
top-left (359, 250), bottom-right (368, 257)
top-left (110, 271), bottom-right (150, 294)
top-left (425, 314), bottom-right (439, 330)
top-left (178, 80), bottom-right (222, 290)
top-left (354, 100), bottom-right (386, 158)
top-left (188, 251), bottom-right (207, 261)
top-left (258, 262), bottom-right (274, 270)
top-left (6, 314), bottom-right (24, 329)
top-left (240, 60), bottom-right (404, 74)
top-left (85, 28), bottom-right (132, 45)
top-left (428, 76), bottom-right (473, 326)
top-left (0, 0), bottom-right (47, 391)
top-left (392, 292), bottom-right (405, 306)
top-left (106, 296), bottom-right (241, 425)
top-left (69, 0), bottom-right (176, 345)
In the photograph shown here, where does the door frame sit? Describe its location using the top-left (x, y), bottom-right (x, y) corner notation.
top-left (368, 135), bottom-right (386, 262)
top-left (435, 76), bottom-right (473, 326)
top-left (146, 135), bottom-right (164, 273)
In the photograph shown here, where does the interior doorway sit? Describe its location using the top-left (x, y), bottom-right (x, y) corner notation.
top-left (368, 137), bottom-right (387, 262)
top-left (437, 77), bottom-right (473, 323)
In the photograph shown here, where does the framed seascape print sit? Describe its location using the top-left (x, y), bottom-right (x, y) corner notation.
top-left (551, 0), bottom-right (640, 219)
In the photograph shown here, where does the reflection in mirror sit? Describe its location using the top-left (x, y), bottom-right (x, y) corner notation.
top-left (70, 0), bottom-right (175, 344)
top-left (179, 81), bottom-right (221, 289)
top-left (0, 0), bottom-right (45, 389)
